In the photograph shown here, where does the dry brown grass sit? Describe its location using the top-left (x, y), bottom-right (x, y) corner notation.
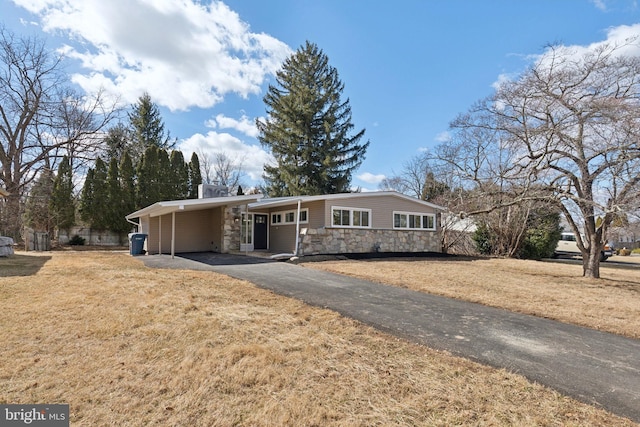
top-left (304, 256), bottom-right (640, 340)
top-left (0, 251), bottom-right (636, 426)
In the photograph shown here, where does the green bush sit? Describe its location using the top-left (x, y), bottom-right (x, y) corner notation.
top-left (69, 235), bottom-right (86, 246)
top-left (472, 223), bottom-right (493, 255)
top-left (520, 227), bottom-right (561, 260)
top-left (632, 248), bottom-right (640, 254)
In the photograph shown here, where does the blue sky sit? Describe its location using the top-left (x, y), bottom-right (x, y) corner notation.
top-left (2, 0), bottom-right (640, 191)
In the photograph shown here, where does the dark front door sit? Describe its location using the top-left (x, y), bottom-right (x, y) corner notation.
top-left (254, 214), bottom-right (268, 250)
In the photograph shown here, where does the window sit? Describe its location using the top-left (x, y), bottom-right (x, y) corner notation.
top-left (393, 211), bottom-right (436, 230)
top-left (271, 208), bottom-right (309, 225)
top-left (332, 207), bottom-right (371, 228)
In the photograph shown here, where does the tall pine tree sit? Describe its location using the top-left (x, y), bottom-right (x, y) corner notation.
top-left (188, 152), bottom-right (202, 199)
top-left (119, 151), bottom-right (136, 224)
top-left (169, 150), bottom-right (189, 199)
top-left (24, 169), bottom-right (55, 232)
top-left (50, 156), bottom-right (75, 232)
top-left (79, 158), bottom-right (109, 230)
top-left (105, 158), bottom-right (124, 232)
top-left (128, 93), bottom-right (175, 160)
top-left (103, 123), bottom-right (131, 163)
top-left (136, 146), bottom-right (160, 208)
top-left (257, 41), bottom-right (369, 196)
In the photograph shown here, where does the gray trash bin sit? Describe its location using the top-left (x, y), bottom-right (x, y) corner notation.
top-left (129, 233), bottom-right (147, 255)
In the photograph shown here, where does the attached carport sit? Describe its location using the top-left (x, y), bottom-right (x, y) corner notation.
top-left (126, 195), bottom-right (262, 258)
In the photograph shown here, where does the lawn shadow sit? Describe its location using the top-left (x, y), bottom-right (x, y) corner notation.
top-left (0, 253), bottom-right (51, 277)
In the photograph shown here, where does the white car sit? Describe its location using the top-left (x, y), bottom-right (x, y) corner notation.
top-left (555, 232), bottom-right (613, 261)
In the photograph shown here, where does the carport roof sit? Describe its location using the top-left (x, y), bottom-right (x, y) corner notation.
top-left (125, 194), bottom-right (263, 219)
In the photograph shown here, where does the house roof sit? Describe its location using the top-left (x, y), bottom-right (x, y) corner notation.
top-left (125, 194), bottom-right (263, 219)
top-left (125, 191), bottom-right (445, 220)
top-left (248, 191), bottom-right (445, 210)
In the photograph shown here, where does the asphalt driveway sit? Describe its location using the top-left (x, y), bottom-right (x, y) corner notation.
top-left (141, 252), bottom-right (640, 423)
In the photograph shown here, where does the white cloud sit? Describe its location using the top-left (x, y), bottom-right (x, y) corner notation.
top-left (434, 131), bottom-right (451, 143)
top-left (13, 0), bottom-right (292, 111)
top-left (178, 131), bottom-right (273, 181)
top-left (210, 113), bottom-right (260, 138)
top-left (535, 24), bottom-right (640, 71)
top-left (591, 0), bottom-right (607, 11)
top-left (492, 72), bottom-right (516, 90)
top-left (492, 24), bottom-right (640, 92)
top-left (357, 172), bottom-right (386, 184)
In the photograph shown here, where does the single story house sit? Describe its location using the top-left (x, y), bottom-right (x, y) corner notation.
top-left (125, 188), bottom-right (444, 258)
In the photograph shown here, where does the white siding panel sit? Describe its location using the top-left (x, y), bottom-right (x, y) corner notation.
top-left (173, 209), bottom-right (215, 253)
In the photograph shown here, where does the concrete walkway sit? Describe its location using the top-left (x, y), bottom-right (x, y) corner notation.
top-left (141, 253), bottom-right (640, 423)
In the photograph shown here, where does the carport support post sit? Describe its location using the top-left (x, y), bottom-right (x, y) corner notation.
top-left (295, 199), bottom-right (301, 256)
top-left (245, 203), bottom-right (249, 255)
top-left (158, 216), bottom-right (162, 255)
top-left (171, 211), bottom-right (176, 259)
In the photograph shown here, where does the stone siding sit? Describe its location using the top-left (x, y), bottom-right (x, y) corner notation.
top-left (222, 206), bottom-right (242, 252)
top-left (299, 227), bottom-right (441, 255)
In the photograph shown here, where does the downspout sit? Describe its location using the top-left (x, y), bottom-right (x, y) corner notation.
top-left (158, 216), bottom-right (162, 255)
top-left (126, 217), bottom-right (139, 232)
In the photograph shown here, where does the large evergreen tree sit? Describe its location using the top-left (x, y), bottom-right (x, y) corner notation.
top-left (23, 168), bottom-right (55, 232)
top-left (169, 150), bottom-right (189, 199)
top-left (257, 41), bottom-right (369, 196)
top-left (128, 92), bottom-right (175, 161)
top-left (136, 146), bottom-right (160, 209)
top-left (79, 158), bottom-right (109, 230)
top-left (50, 155), bottom-right (75, 232)
top-left (188, 152), bottom-right (202, 198)
top-left (105, 158), bottom-right (124, 232)
top-left (119, 152), bottom-right (136, 224)
top-left (157, 148), bottom-right (172, 201)
top-left (103, 123), bottom-right (131, 163)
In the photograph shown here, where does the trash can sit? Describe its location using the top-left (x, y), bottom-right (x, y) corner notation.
top-left (129, 233), bottom-right (147, 255)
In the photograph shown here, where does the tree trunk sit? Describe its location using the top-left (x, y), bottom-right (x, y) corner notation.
top-left (582, 250), bottom-right (600, 278)
top-left (1, 192), bottom-right (23, 242)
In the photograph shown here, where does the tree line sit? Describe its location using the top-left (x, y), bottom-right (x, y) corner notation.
top-left (22, 93), bottom-right (203, 241)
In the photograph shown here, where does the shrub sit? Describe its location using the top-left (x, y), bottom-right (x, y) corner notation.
top-left (69, 235), bottom-right (86, 246)
top-left (472, 223), bottom-right (493, 255)
top-left (520, 226), bottom-right (562, 260)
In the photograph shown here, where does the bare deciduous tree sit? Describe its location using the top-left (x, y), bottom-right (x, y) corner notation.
top-left (442, 41), bottom-right (640, 278)
top-left (196, 148), bottom-right (246, 195)
top-left (0, 28), bottom-right (116, 240)
top-left (379, 153), bottom-right (448, 201)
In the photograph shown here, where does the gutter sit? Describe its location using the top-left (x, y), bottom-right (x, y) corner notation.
top-left (126, 217), bottom-right (140, 233)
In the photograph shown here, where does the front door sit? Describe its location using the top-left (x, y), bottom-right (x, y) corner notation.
top-left (253, 214), bottom-right (268, 250)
